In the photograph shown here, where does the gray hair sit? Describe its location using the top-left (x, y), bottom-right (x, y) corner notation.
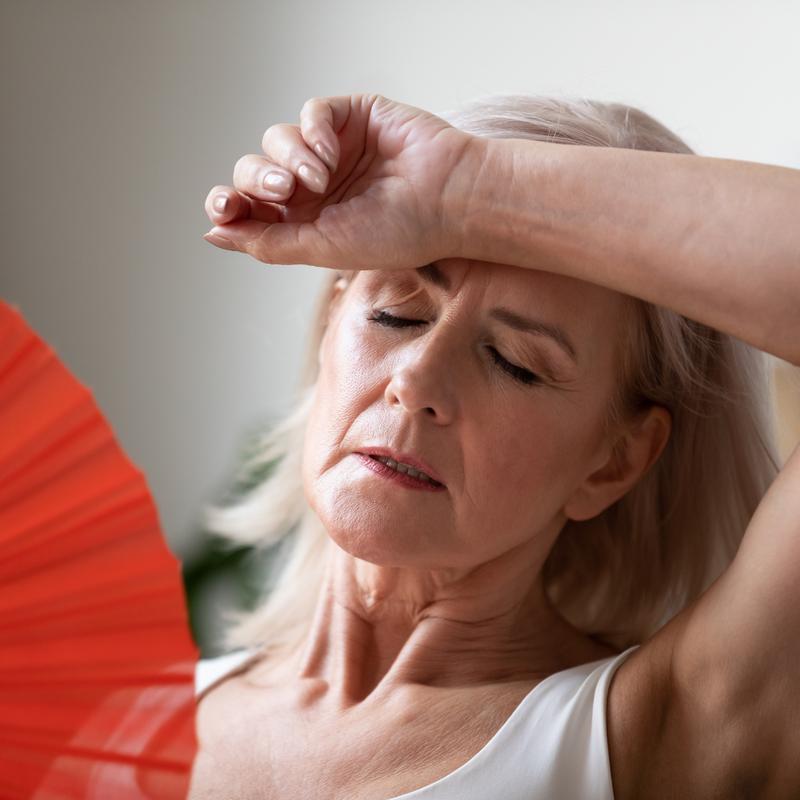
top-left (202, 94), bottom-right (780, 657)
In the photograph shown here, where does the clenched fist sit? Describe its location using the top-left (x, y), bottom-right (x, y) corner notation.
top-left (202, 93), bottom-right (479, 270)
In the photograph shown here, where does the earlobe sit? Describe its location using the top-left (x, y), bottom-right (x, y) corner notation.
top-left (563, 405), bottom-right (672, 522)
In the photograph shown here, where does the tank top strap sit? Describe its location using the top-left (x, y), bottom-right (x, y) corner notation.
top-left (195, 647), bottom-right (260, 701)
top-left (389, 644), bottom-right (640, 799)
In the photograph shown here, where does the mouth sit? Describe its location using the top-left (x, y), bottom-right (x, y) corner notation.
top-left (354, 451), bottom-right (446, 490)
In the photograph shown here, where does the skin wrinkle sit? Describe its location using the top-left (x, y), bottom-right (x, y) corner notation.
top-left (418, 262), bottom-right (580, 367)
top-left (372, 270), bottom-right (574, 385)
top-left (389, 283), bottom-right (426, 305)
top-left (291, 258), bottom-right (667, 708)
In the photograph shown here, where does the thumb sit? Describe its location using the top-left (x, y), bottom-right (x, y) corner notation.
top-left (202, 217), bottom-right (340, 268)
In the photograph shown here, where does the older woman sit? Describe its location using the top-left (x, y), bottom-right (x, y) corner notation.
top-left (192, 94), bottom-right (799, 799)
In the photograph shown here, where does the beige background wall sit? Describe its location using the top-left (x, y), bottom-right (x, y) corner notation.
top-left (1, 0), bottom-right (798, 561)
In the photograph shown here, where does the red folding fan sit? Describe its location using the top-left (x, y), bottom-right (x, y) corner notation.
top-left (0, 299), bottom-right (200, 799)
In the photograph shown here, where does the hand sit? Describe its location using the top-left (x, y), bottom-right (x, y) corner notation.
top-left (202, 93), bottom-right (478, 270)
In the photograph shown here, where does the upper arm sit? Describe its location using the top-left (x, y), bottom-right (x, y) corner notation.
top-left (671, 439), bottom-right (800, 727)
top-left (609, 442), bottom-right (800, 799)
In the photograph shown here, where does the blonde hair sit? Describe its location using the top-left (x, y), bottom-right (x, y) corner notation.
top-left (202, 95), bottom-right (781, 657)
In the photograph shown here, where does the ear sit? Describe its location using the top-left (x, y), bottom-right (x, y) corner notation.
top-left (563, 405), bottom-right (672, 522)
top-left (318, 275), bottom-right (350, 367)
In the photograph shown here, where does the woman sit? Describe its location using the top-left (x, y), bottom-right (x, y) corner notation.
top-left (192, 94), bottom-right (799, 798)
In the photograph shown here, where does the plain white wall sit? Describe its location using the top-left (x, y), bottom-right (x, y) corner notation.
top-left (2, 0), bottom-right (798, 560)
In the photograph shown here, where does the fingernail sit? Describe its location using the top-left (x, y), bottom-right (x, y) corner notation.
top-left (263, 170), bottom-right (291, 194)
top-left (213, 194), bottom-right (229, 213)
top-left (298, 163), bottom-right (326, 191)
top-left (203, 230), bottom-right (238, 251)
top-left (314, 141), bottom-right (336, 170)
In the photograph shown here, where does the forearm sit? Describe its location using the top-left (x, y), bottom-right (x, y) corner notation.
top-left (459, 137), bottom-right (800, 366)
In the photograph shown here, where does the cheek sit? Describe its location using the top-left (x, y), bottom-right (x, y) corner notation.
top-left (471, 427), bottom-right (560, 510)
top-left (314, 317), bottom-right (375, 431)
top-left (301, 319), bottom-right (379, 511)
top-left (301, 385), bottom-right (326, 511)
top-left (461, 408), bottom-right (598, 531)
top-left (328, 315), bottom-right (381, 401)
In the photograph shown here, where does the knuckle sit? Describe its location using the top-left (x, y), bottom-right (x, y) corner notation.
top-left (260, 123), bottom-right (281, 150)
top-left (301, 99), bottom-right (329, 130)
top-left (261, 122), bottom-right (296, 152)
top-left (249, 239), bottom-right (275, 265)
top-left (233, 155), bottom-right (267, 189)
top-left (233, 154), bottom-right (252, 177)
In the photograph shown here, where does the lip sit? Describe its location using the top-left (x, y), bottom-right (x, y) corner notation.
top-left (354, 446), bottom-right (446, 487)
top-left (355, 453), bottom-right (447, 492)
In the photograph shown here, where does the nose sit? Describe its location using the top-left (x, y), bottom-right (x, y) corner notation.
top-left (384, 328), bottom-right (458, 424)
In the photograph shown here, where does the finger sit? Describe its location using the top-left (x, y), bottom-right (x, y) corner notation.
top-left (298, 96), bottom-right (353, 172)
top-left (204, 185), bottom-right (251, 225)
top-left (260, 123), bottom-right (331, 194)
top-left (226, 154), bottom-right (300, 205)
top-left (204, 185), bottom-right (285, 226)
top-left (202, 217), bottom-right (334, 266)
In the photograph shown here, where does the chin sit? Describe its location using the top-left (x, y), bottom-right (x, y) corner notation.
top-left (321, 521), bottom-right (416, 567)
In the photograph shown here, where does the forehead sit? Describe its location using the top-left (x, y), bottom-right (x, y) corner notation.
top-left (355, 259), bottom-right (628, 337)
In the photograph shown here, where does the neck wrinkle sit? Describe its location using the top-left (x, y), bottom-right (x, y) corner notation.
top-left (290, 543), bottom-right (589, 707)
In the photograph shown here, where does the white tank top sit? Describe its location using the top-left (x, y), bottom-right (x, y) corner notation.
top-left (195, 644), bottom-right (639, 800)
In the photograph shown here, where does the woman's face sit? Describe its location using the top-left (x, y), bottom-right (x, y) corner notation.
top-left (302, 259), bottom-right (631, 569)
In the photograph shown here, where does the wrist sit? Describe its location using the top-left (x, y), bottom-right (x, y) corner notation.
top-left (453, 135), bottom-right (568, 270)
top-left (439, 133), bottom-right (496, 261)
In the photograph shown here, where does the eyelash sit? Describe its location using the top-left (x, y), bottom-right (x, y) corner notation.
top-left (367, 310), bottom-right (542, 386)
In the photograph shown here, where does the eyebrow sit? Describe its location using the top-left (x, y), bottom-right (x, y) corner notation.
top-left (417, 263), bottom-right (452, 291)
top-left (416, 263), bottom-right (579, 365)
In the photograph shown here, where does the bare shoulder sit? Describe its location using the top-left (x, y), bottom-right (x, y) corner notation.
top-left (606, 613), bottom-right (791, 800)
top-left (605, 442), bottom-right (800, 800)
top-left (606, 630), bottom-right (673, 800)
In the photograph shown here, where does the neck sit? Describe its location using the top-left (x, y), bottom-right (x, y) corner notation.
top-left (286, 536), bottom-right (602, 707)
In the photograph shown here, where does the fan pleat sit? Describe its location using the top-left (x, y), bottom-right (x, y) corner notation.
top-left (0, 301), bottom-right (199, 798)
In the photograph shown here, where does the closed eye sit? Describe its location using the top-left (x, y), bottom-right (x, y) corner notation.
top-left (367, 310), bottom-right (542, 386)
